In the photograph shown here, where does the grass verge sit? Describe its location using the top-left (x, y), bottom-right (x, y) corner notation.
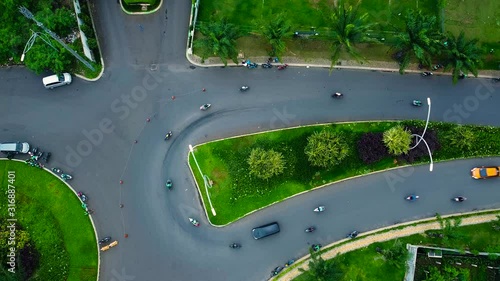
top-left (291, 213), bottom-right (500, 281)
top-left (190, 121), bottom-right (500, 225)
top-left (0, 160), bottom-right (97, 281)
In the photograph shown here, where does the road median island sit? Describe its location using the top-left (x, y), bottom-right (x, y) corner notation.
top-left (275, 209), bottom-right (500, 281)
top-left (189, 120), bottom-right (500, 225)
top-left (0, 159), bottom-right (98, 281)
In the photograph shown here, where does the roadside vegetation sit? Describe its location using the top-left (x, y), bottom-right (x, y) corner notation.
top-left (189, 121), bottom-right (500, 225)
top-left (194, 0), bottom-right (499, 81)
top-left (292, 214), bottom-right (500, 281)
top-left (0, 160), bottom-right (97, 281)
top-left (1, 0), bottom-right (101, 78)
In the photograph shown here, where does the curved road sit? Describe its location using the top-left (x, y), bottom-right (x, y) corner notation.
top-left (1, 1), bottom-right (500, 281)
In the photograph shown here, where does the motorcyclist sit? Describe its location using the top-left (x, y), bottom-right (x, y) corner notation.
top-left (455, 196), bottom-right (466, 202)
top-left (305, 227), bottom-right (315, 232)
top-left (413, 100), bottom-right (422, 106)
top-left (165, 131), bottom-right (172, 140)
top-left (312, 244), bottom-right (321, 251)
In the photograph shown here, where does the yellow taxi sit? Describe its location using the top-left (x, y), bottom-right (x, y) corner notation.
top-left (471, 166), bottom-right (500, 179)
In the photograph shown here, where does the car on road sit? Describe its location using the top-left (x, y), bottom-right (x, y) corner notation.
top-left (252, 222), bottom-right (280, 240)
top-left (0, 142), bottom-right (30, 154)
top-left (42, 73), bottom-right (72, 89)
top-left (471, 166), bottom-right (500, 179)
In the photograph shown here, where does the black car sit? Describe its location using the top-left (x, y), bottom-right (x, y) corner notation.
top-left (252, 222), bottom-right (280, 240)
top-left (99, 236), bottom-right (112, 245)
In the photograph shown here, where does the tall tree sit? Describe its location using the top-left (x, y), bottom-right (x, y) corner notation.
top-left (195, 18), bottom-right (240, 66)
top-left (443, 31), bottom-right (483, 84)
top-left (305, 130), bottom-right (349, 168)
top-left (383, 125), bottom-right (411, 156)
top-left (260, 13), bottom-right (291, 60)
top-left (392, 9), bottom-right (443, 74)
top-left (329, 0), bottom-right (374, 67)
top-left (298, 250), bottom-right (343, 281)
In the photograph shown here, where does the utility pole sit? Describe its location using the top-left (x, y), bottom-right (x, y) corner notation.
top-left (19, 6), bottom-right (95, 71)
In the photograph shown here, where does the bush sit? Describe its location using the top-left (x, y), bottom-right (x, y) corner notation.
top-left (19, 244), bottom-right (40, 280)
top-left (248, 148), bottom-right (285, 180)
top-left (399, 126), bottom-right (440, 163)
top-left (305, 130), bottom-right (349, 168)
top-left (357, 132), bottom-right (388, 164)
top-left (87, 38), bottom-right (98, 50)
top-left (383, 125), bottom-right (411, 155)
top-left (445, 126), bottom-right (475, 152)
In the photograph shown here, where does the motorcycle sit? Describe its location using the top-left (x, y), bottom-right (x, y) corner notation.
top-left (305, 227), bottom-right (316, 233)
top-left (311, 244), bottom-right (322, 252)
top-left (200, 104), bottom-right (211, 111)
top-left (189, 217), bottom-right (200, 227)
top-left (240, 85), bottom-right (250, 92)
top-left (313, 206), bottom-right (325, 213)
top-left (61, 173), bottom-right (73, 181)
top-left (77, 192), bottom-right (87, 202)
top-left (492, 78), bottom-right (500, 83)
top-left (412, 100), bottom-right (422, 107)
top-left (261, 62), bottom-right (273, 68)
top-left (422, 71), bottom-right (433, 77)
top-left (229, 243), bottom-right (241, 249)
top-left (347, 230), bottom-right (359, 239)
top-left (166, 179), bottom-right (173, 190)
top-left (98, 236), bottom-right (111, 245)
top-left (405, 195), bottom-right (419, 201)
top-left (277, 64), bottom-right (288, 70)
top-left (331, 92), bottom-right (343, 98)
top-left (52, 167), bottom-right (63, 174)
top-left (453, 196), bottom-right (467, 202)
top-left (242, 60), bottom-right (258, 69)
top-left (164, 131), bottom-right (173, 140)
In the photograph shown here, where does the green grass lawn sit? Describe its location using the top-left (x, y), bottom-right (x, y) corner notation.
top-left (0, 160), bottom-right (97, 281)
top-left (195, 0), bottom-right (438, 62)
top-left (443, 0), bottom-right (500, 69)
top-left (190, 121), bottom-right (500, 225)
top-left (294, 217), bottom-right (500, 281)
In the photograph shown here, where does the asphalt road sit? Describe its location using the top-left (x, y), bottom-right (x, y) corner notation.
top-left (1, 1), bottom-right (500, 281)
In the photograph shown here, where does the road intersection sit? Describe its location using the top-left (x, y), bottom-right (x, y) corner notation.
top-left (1, 1), bottom-right (500, 281)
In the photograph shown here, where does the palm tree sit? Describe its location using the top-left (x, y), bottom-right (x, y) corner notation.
top-left (392, 9), bottom-right (443, 74)
top-left (329, 0), bottom-right (374, 67)
top-left (298, 249), bottom-right (343, 281)
top-left (260, 13), bottom-right (291, 60)
top-left (195, 18), bottom-right (240, 66)
top-left (443, 31), bottom-right (483, 84)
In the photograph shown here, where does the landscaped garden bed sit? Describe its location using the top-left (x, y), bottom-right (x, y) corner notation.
top-left (189, 121), bottom-right (500, 225)
top-left (0, 160), bottom-right (97, 281)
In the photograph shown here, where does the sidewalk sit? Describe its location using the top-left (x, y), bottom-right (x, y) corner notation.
top-left (274, 210), bottom-right (500, 281)
top-left (186, 53), bottom-right (500, 78)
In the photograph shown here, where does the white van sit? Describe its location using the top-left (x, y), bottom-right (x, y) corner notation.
top-left (42, 73), bottom-right (72, 89)
top-left (0, 142), bottom-right (30, 154)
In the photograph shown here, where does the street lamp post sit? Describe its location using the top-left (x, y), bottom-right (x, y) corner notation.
top-left (410, 97), bottom-right (433, 171)
top-left (189, 144), bottom-right (216, 216)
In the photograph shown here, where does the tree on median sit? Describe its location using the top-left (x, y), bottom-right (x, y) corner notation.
top-left (329, 0), bottom-right (374, 67)
top-left (383, 125), bottom-right (412, 156)
top-left (305, 130), bottom-right (349, 168)
top-left (195, 18), bottom-right (240, 66)
top-left (247, 148), bottom-right (285, 180)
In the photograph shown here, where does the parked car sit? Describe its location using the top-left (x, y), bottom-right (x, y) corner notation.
top-left (252, 222), bottom-right (280, 240)
top-left (471, 166), bottom-right (500, 179)
top-left (0, 142), bottom-right (30, 154)
top-left (42, 73), bottom-right (72, 89)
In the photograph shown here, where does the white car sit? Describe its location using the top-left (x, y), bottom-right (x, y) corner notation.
top-left (42, 73), bottom-right (72, 89)
top-left (0, 142), bottom-right (30, 154)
